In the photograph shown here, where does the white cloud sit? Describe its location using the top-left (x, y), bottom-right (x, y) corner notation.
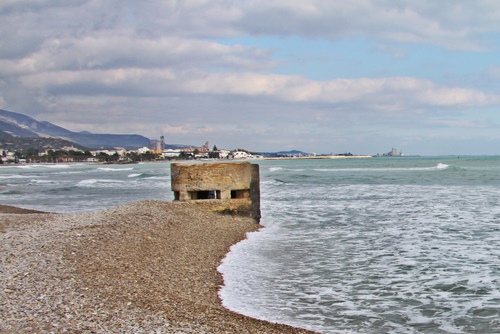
top-left (4, 1), bottom-right (500, 54)
top-left (16, 65), bottom-right (495, 113)
top-left (0, 35), bottom-right (276, 76)
top-left (2, 0), bottom-right (500, 153)
top-left (231, 1), bottom-right (500, 50)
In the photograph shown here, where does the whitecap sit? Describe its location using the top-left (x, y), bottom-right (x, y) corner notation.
top-left (144, 176), bottom-right (169, 180)
top-left (97, 167), bottom-right (134, 171)
top-left (76, 179), bottom-right (125, 188)
top-left (436, 163), bottom-right (449, 169)
top-left (0, 174), bottom-right (31, 179)
top-left (28, 179), bottom-right (57, 184)
top-left (9, 165), bottom-right (33, 169)
top-left (44, 164), bottom-right (72, 168)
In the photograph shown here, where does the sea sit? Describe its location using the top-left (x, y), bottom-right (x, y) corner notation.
top-left (1, 156), bottom-right (499, 333)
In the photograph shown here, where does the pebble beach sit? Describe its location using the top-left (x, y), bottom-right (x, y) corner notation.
top-left (0, 200), bottom-right (315, 333)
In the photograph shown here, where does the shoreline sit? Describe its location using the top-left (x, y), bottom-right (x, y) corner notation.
top-left (0, 155), bottom-right (373, 168)
top-left (0, 201), bottom-right (316, 333)
top-left (262, 155), bottom-right (372, 160)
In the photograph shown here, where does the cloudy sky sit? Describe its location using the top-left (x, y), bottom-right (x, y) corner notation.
top-left (2, 1), bottom-right (500, 155)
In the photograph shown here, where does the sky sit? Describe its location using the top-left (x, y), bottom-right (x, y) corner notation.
top-left (2, 1), bottom-right (500, 155)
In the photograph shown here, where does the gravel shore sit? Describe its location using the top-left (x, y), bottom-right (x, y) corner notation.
top-left (1, 201), bottom-right (316, 333)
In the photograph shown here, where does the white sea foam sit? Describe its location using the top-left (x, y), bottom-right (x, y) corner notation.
top-left (11, 165), bottom-right (33, 169)
top-left (1, 164), bottom-right (76, 171)
top-left (312, 165), bottom-right (448, 172)
top-left (144, 176), bottom-right (170, 181)
top-left (43, 164), bottom-right (72, 168)
top-left (220, 178), bottom-right (500, 333)
top-left (436, 163), bottom-right (449, 169)
top-left (22, 164), bottom-right (72, 169)
top-left (0, 174), bottom-right (31, 179)
top-left (97, 167), bottom-right (134, 171)
top-left (76, 179), bottom-right (125, 188)
top-left (28, 179), bottom-right (57, 184)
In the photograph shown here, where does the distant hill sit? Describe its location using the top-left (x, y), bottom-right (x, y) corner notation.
top-left (0, 109), bottom-right (151, 149)
top-left (0, 130), bottom-right (88, 152)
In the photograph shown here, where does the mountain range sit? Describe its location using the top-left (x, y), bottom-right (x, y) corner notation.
top-left (0, 109), bottom-right (151, 150)
top-left (0, 109), bottom-right (311, 155)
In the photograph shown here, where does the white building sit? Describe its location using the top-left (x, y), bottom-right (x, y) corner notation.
top-left (162, 149), bottom-right (181, 158)
top-left (232, 151), bottom-right (251, 159)
top-left (218, 149), bottom-right (231, 159)
top-left (136, 147), bottom-right (151, 154)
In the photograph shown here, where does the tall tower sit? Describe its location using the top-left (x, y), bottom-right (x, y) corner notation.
top-left (160, 136), bottom-right (165, 151)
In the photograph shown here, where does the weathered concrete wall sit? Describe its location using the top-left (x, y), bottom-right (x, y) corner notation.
top-left (171, 162), bottom-right (261, 222)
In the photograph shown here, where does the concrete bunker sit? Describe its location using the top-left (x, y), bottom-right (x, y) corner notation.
top-left (170, 162), bottom-right (260, 222)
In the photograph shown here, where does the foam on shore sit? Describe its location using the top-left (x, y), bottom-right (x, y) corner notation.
top-left (0, 200), bottom-right (316, 333)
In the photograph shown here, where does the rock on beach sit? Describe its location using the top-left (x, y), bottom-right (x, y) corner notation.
top-left (0, 200), bottom-right (316, 333)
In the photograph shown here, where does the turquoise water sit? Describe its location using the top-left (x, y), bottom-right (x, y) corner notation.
top-left (219, 156), bottom-right (500, 333)
top-left (0, 162), bottom-right (173, 212)
top-left (1, 157), bottom-right (500, 333)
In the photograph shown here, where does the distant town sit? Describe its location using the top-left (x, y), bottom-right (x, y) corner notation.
top-left (0, 135), bottom-right (403, 164)
top-left (0, 136), bottom-right (401, 164)
top-left (1, 136), bottom-right (318, 164)
top-left (0, 109), bottom-right (408, 164)
top-left (0, 138), bottom-right (255, 164)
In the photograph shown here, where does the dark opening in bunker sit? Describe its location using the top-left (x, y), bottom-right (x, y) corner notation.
top-left (231, 189), bottom-right (250, 199)
top-left (189, 190), bottom-right (221, 200)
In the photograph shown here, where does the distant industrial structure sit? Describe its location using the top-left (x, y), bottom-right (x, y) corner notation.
top-left (148, 136), bottom-right (165, 154)
top-left (376, 148), bottom-right (403, 157)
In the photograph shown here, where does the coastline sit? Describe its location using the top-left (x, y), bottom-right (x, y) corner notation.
top-left (0, 201), bottom-right (316, 333)
top-left (262, 155), bottom-right (372, 160)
